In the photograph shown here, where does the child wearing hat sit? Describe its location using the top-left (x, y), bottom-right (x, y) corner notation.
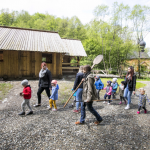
top-left (111, 78), bottom-right (118, 99)
top-left (118, 81), bottom-right (127, 105)
top-left (18, 79), bottom-right (33, 115)
top-left (136, 88), bottom-right (150, 114)
top-left (47, 80), bottom-right (59, 111)
top-left (94, 76), bottom-right (104, 100)
top-left (103, 81), bottom-right (112, 104)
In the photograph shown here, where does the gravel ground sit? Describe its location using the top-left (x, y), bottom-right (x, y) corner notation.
top-left (0, 80), bottom-right (150, 150)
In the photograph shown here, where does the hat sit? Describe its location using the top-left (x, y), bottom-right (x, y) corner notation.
top-left (107, 81), bottom-right (111, 85)
top-left (121, 81), bottom-right (125, 85)
top-left (51, 80), bottom-right (57, 85)
top-left (113, 78), bottom-right (117, 82)
top-left (95, 76), bottom-right (100, 79)
top-left (21, 79), bottom-right (28, 86)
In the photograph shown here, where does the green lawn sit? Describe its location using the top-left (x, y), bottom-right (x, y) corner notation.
top-left (0, 83), bottom-right (13, 100)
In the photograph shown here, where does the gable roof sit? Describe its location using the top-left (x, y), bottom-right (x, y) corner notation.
top-left (0, 26), bottom-right (68, 54)
top-left (62, 38), bottom-right (87, 57)
top-left (128, 51), bottom-right (150, 59)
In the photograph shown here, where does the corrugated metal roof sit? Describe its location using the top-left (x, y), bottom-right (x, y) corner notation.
top-left (62, 39), bottom-right (87, 57)
top-left (0, 26), bottom-right (69, 53)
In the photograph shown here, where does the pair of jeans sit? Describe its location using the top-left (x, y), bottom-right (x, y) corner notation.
top-left (96, 89), bottom-right (101, 100)
top-left (37, 87), bottom-right (51, 104)
top-left (76, 88), bottom-right (83, 110)
top-left (124, 87), bottom-right (133, 104)
top-left (104, 94), bottom-right (111, 103)
top-left (80, 102), bottom-right (103, 123)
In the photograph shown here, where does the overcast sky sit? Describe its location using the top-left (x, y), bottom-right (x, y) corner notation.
top-left (1, 0), bottom-right (150, 48)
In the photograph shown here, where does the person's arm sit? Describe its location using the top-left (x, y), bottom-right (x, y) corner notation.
top-left (73, 74), bottom-right (79, 90)
top-left (107, 86), bottom-right (112, 95)
top-left (133, 75), bottom-right (136, 92)
top-left (145, 95), bottom-right (150, 104)
top-left (135, 94), bottom-right (139, 97)
top-left (38, 78), bottom-right (41, 87)
top-left (86, 78), bottom-right (94, 102)
top-left (50, 88), bottom-right (57, 100)
top-left (23, 87), bottom-right (31, 96)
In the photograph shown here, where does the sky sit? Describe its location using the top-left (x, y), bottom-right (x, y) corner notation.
top-left (1, 0), bottom-right (150, 48)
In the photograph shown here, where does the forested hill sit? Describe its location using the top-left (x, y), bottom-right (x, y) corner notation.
top-left (0, 3), bottom-right (149, 73)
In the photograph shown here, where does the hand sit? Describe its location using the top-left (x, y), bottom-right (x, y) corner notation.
top-left (133, 91), bottom-right (135, 95)
top-left (22, 93), bottom-right (24, 96)
top-left (82, 79), bottom-right (85, 82)
top-left (49, 88), bottom-right (52, 90)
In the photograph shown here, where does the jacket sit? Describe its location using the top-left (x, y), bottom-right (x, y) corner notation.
top-left (50, 84), bottom-right (59, 100)
top-left (82, 73), bottom-right (97, 102)
top-left (94, 79), bottom-right (104, 90)
top-left (73, 72), bottom-right (84, 90)
top-left (23, 85), bottom-right (31, 99)
top-left (111, 82), bottom-right (118, 92)
top-left (39, 69), bottom-right (52, 88)
top-left (103, 86), bottom-right (112, 95)
top-left (119, 86), bottom-right (124, 97)
top-left (124, 74), bottom-right (136, 91)
top-left (136, 94), bottom-right (149, 107)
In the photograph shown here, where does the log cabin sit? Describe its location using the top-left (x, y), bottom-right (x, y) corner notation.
top-left (0, 26), bottom-right (87, 80)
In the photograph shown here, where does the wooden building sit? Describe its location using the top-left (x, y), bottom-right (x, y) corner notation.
top-left (0, 26), bottom-right (87, 79)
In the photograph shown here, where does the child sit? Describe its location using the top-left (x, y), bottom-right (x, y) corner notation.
top-left (95, 76), bottom-right (104, 100)
top-left (118, 81), bottom-right (127, 105)
top-left (18, 79), bottom-right (33, 115)
top-left (136, 88), bottom-right (150, 114)
top-left (103, 81), bottom-right (112, 104)
top-left (48, 80), bottom-right (59, 111)
top-left (111, 78), bottom-right (118, 99)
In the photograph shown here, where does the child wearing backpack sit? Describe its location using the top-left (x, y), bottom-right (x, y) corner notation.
top-left (118, 81), bottom-right (127, 105)
top-left (111, 78), bottom-right (118, 99)
top-left (136, 88), bottom-right (150, 114)
top-left (47, 80), bottom-right (59, 111)
top-left (103, 81), bottom-right (112, 104)
top-left (95, 76), bottom-right (104, 100)
top-left (18, 79), bottom-right (33, 116)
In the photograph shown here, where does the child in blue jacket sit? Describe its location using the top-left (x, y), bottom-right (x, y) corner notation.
top-left (48, 80), bottom-right (59, 111)
top-left (95, 76), bottom-right (104, 100)
top-left (111, 78), bottom-right (118, 99)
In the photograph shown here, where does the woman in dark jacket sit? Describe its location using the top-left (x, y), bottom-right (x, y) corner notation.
top-left (124, 66), bottom-right (136, 109)
top-left (34, 62), bottom-right (52, 107)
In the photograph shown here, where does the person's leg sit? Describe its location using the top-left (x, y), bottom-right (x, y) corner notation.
top-left (97, 89), bottom-right (100, 100)
top-left (53, 100), bottom-right (57, 109)
top-left (124, 88), bottom-right (128, 101)
top-left (76, 102), bottom-right (80, 110)
top-left (137, 106), bottom-right (141, 114)
top-left (45, 87), bottom-right (51, 98)
top-left (26, 99), bottom-right (32, 111)
top-left (142, 106), bottom-right (147, 113)
top-left (21, 99), bottom-right (26, 112)
top-left (37, 87), bottom-right (44, 105)
top-left (103, 94), bottom-right (107, 103)
top-left (87, 102), bottom-right (103, 122)
top-left (80, 102), bottom-right (86, 123)
top-left (122, 97), bottom-right (127, 104)
top-left (49, 99), bottom-right (53, 108)
top-left (108, 95), bottom-right (111, 104)
top-left (127, 91), bottom-right (132, 105)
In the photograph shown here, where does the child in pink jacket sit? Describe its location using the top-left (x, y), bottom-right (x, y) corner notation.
top-left (103, 81), bottom-right (112, 105)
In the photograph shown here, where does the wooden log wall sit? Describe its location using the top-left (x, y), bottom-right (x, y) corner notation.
top-left (0, 50), bottom-right (63, 79)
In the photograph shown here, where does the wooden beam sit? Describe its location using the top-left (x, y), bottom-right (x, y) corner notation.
top-left (62, 67), bottom-right (79, 69)
top-left (62, 63), bottom-right (78, 65)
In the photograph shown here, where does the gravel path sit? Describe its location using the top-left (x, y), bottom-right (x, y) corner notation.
top-left (0, 80), bottom-right (150, 150)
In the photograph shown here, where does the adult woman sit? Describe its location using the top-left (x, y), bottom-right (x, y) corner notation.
top-left (34, 62), bottom-right (52, 107)
top-left (72, 66), bottom-right (84, 113)
top-left (124, 66), bottom-right (136, 109)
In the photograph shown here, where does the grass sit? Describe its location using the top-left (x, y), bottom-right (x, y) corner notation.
top-left (0, 83), bottom-right (13, 100)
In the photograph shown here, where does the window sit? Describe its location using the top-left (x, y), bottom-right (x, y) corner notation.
top-left (42, 53), bottom-right (52, 63)
top-left (0, 51), bottom-right (3, 61)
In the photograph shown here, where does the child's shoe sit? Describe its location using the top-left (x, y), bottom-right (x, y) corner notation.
top-left (144, 109), bottom-right (147, 114)
top-left (108, 102), bottom-right (111, 105)
top-left (18, 112), bottom-right (25, 115)
top-left (73, 110), bottom-right (80, 113)
top-left (52, 109), bottom-right (57, 111)
top-left (26, 111), bottom-right (33, 115)
top-left (137, 111), bottom-right (140, 114)
top-left (103, 101), bottom-right (107, 104)
top-left (119, 101), bottom-right (122, 105)
top-left (124, 100), bottom-right (127, 105)
top-left (47, 106), bottom-right (52, 110)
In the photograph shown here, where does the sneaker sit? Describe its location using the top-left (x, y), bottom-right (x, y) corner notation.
top-left (47, 106), bottom-right (52, 110)
top-left (18, 112), bottom-right (25, 115)
top-left (144, 109), bottom-right (147, 114)
top-left (75, 121), bottom-right (84, 125)
top-left (103, 101), bottom-right (107, 104)
top-left (26, 111), bottom-right (33, 115)
top-left (94, 120), bottom-right (103, 125)
top-left (108, 102), bottom-right (111, 105)
top-left (119, 101), bottom-right (122, 105)
top-left (52, 109), bottom-right (57, 111)
top-left (73, 110), bottom-right (80, 113)
top-left (125, 104), bottom-right (130, 110)
top-left (34, 104), bottom-right (41, 107)
top-left (137, 111), bottom-right (140, 114)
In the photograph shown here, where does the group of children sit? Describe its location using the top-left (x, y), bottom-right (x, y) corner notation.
top-left (19, 76), bottom-right (149, 116)
top-left (94, 76), bottom-right (150, 114)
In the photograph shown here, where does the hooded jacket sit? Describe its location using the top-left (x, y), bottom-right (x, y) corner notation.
top-left (22, 85), bottom-right (31, 99)
top-left (94, 78), bottom-right (104, 90)
top-left (73, 72), bottom-right (84, 90)
top-left (82, 73), bottom-right (97, 102)
top-left (50, 84), bottom-right (59, 100)
top-left (124, 74), bottom-right (136, 91)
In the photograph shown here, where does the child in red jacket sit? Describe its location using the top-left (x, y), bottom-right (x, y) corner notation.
top-left (18, 79), bottom-right (33, 115)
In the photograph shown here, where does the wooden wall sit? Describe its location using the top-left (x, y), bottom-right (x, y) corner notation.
top-left (0, 50), bottom-right (62, 79)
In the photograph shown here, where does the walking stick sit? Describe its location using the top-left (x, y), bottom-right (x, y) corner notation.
top-left (63, 55), bottom-right (103, 108)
